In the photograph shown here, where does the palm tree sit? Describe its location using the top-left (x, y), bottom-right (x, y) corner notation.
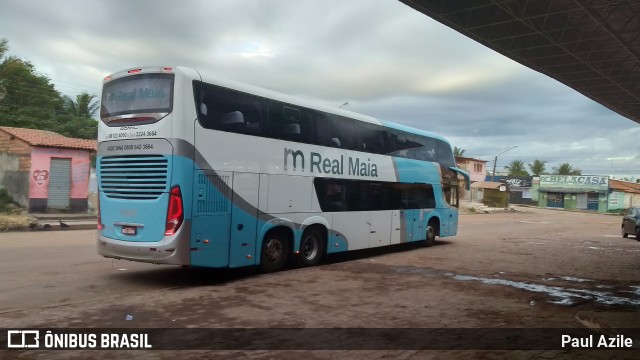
top-left (504, 160), bottom-right (530, 176)
top-left (64, 92), bottom-right (99, 118)
top-left (527, 159), bottom-right (547, 176)
top-left (453, 147), bottom-right (466, 157)
top-left (553, 163), bottom-right (582, 175)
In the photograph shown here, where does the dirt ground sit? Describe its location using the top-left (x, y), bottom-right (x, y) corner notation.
top-left (1, 206), bottom-right (639, 359)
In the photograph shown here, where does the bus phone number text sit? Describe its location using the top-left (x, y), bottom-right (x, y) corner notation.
top-left (106, 144), bottom-right (154, 151)
top-left (107, 131), bottom-right (157, 139)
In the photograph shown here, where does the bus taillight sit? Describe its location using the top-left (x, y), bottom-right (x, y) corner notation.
top-left (165, 186), bottom-right (183, 236)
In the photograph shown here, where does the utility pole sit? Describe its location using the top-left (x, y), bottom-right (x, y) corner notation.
top-left (492, 145), bottom-right (518, 181)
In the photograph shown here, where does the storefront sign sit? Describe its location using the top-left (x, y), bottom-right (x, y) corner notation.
top-left (539, 175), bottom-right (608, 191)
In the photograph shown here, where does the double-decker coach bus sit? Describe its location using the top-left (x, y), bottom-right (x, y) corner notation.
top-left (97, 66), bottom-right (470, 272)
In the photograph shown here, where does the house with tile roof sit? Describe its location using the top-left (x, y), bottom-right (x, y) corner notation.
top-left (608, 179), bottom-right (640, 211)
top-left (455, 155), bottom-right (489, 201)
top-left (0, 126), bottom-right (96, 212)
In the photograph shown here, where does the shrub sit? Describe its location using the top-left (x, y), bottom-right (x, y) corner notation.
top-left (0, 188), bottom-right (18, 213)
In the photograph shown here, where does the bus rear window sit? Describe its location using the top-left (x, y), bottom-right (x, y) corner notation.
top-left (101, 74), bottom-right (174, 124)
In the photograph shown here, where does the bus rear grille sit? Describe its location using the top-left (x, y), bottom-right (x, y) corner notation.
top-left (99, 155), bottom-right (168, 200)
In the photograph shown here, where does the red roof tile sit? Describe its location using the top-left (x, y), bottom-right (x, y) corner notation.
top-left (609, 179), bottom-right (640, 194)
top-left (0, 126), bottom-right (96, 151)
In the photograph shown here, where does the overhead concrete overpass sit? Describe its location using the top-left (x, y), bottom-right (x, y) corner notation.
top-left (400, 0), bottom-right (640, 124)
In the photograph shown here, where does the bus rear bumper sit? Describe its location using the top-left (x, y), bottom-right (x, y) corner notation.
top-left (97, 227), bottom-right (191, 265)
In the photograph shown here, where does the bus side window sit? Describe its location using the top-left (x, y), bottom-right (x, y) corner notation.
top-left (195, 82), bottom-right (264, 136)
top-left (316, 113), bottom-right (343, 148)
top-left (314, 178), bottom-right (345, 212)
top-left (268, 104), bottom-right (314, 144)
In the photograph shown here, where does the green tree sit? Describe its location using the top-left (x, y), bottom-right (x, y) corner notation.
top-left (553, 163), bottom-right (582, 175)
top-left (453, 146), bottom-right (466, 157)
top-left (504, 160), bottom-right (530, 176)
top-left (0, 40), bottom-right (63, 128)
top-left (527, 159), bottom-right (547, 176)
top-left (0, 39), bottom-right (97, 139)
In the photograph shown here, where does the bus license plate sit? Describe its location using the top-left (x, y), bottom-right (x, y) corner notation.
top-left (121, 226), bottom-right (137, 236)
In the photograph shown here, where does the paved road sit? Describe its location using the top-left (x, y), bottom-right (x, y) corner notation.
top-left (0, 207), bottom-right (639, 359)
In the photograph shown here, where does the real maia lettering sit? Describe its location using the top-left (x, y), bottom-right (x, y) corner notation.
top-left (284, 148), bottom-right (378, 177)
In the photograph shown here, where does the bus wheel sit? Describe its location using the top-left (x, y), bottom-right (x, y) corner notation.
top-left (424, 224), bottom-right (436, 247)
top-left (260, 232), bottom-right (289, 273)
top-left (297, 228), bottom-right (325, 267)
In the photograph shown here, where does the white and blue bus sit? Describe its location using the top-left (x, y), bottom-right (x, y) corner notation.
top-left (97, 66), bottom-right (470, 272)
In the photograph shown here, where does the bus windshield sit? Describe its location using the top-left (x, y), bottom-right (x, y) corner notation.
top-left (101, 73), bottom-right (174, 124)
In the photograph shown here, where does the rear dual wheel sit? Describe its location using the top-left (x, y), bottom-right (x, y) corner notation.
top-left (260, 228), bottom-right (326, 272)
top-left (297, 228), bottom-right (325, 267)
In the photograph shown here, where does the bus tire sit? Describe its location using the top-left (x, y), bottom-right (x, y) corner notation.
top-left (423, 224), bottom-right (436, 247)
top-left (260, 231), bottom-right (289, 273)
top-left (297, 227), bottom-right (325, 267)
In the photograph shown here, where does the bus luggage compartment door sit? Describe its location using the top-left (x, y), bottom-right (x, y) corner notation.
top-left (190, 171), bottom-right (232, 268)
top-left (369, 211), bottom-right (391, 248)
top-left (229, 172), bottom-right (259, 268)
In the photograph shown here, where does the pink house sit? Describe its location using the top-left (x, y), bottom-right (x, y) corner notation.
top-left (455, 156), bottom-right (488, 183)
top-left (0, 126), bottom-right (96, 213)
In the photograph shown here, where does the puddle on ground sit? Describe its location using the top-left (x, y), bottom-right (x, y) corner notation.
top-left (393, 266), bottom-right (640, 307)
top-left (559, 276), bottom-right (592, 283)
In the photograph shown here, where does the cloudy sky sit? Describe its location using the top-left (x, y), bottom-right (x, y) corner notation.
top-left (1, 0), bottom-right (639, 178)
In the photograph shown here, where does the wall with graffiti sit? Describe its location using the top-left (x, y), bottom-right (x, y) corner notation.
top-left (29, 147), bottom-right (91, 212)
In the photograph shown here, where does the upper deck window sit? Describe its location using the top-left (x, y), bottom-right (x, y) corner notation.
top-left (193, 80), bottom-right (456, 168)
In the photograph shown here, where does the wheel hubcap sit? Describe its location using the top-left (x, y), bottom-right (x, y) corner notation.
top-left (265, 238), bottom-right (282, 263)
